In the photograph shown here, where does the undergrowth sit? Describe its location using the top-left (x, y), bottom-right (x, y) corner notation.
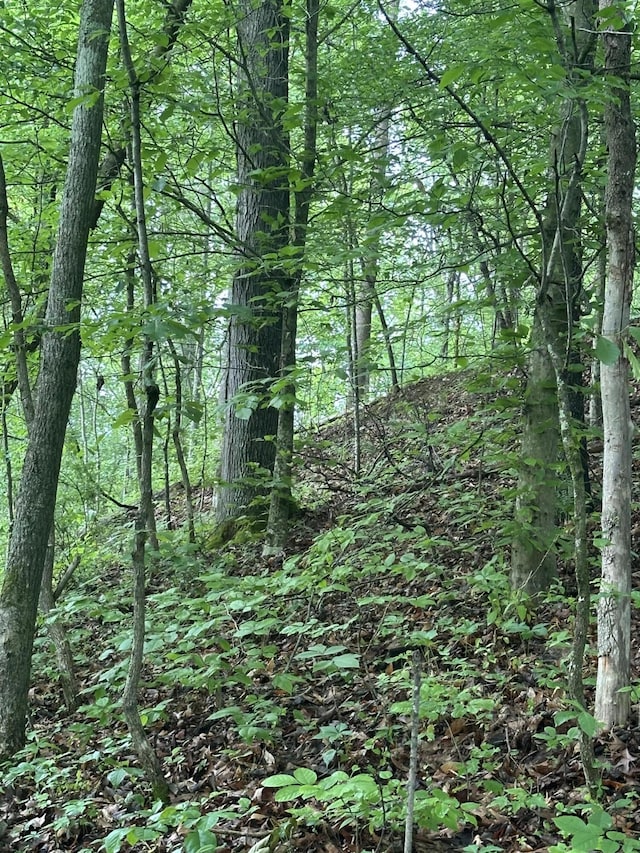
top-left (1, 375), bottom-right (639, 852)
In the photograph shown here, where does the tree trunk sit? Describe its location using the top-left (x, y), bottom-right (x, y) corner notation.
top-left (168, 338), bottom-right (196, 544)
top-left (511, 309), bottom-right (561, 593)
top-left (511, 0), bottom-right (596, 595)
top-left (595, 0), bottom-right (636, 730)
top-left (353, 0), bottom-right (400, 400)
top-left (116, 0), bottom-right (167, 797)
top-left (0, 0), bottom-right (113, 758)
top-left (39, 538), bottom-right (78, 713)
top-left (216, 0), bottom-right (290, 523)
top-left (263, 0), bottom-right (319, 555)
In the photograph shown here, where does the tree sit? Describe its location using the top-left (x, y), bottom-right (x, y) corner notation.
top-left (264, 0), bottom-right (320, 554)
top-left (594, 0), bottom-right (636, 730)
top-left (0, 0), bottom-right (114, 758)
top-left (510, 0), bottom-right (597, 595)
top-left (216, 0), bottom-right (291, 524)
top-left (351, 0), bottom-right (401, 403)
top-left (115, 0), bottom-right (169, 799)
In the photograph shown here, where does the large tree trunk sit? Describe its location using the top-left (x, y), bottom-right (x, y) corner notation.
top-left (264, 0), bottom-right (319, 555)
top-left (595, 0), bottom-right (636, 730)
top-left (216, 0), bottom-right (290, 523)
top-left (0, 0), bottom-right (114, 758)
top-left (511, 0), bottom-right (596, 595)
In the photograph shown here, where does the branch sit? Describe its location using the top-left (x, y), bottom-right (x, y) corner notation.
top-left (378, 1), bottom-right (543, 236)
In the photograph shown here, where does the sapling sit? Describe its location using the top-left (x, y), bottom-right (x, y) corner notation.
top-left (404, 647), bottom-right (422, 853)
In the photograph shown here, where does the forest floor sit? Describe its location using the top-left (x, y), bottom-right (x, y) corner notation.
top-left (2, 369), bottom-right (640, 852)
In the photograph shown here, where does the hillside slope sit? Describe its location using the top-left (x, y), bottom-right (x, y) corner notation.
top-left (2, 371), bottom-right (640, 852)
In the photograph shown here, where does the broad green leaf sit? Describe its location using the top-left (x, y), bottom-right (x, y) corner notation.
top-left (577, 710), bottom-right (598, 738)
top-left (271, 673), bottom-right (298, 694)
top-left (293, 767), bottom-right (318, 784)
top-left (330, 653), bottom-right (360, 669)
top-left (594, 335), bottom-right (620, 365)
top-left (106, 768), bottom-right (128, 786)
top-left (112, 409), bottom-right (136, 429)
top-left (440, 65), bottom-right (465, 88)
top-left (102, 828), bottom-right (128, 853)
top-left (184, 828), bottom-right (217, 853)
top-left (554, 815), bottom-right (600, 849)
top-left (263, 773), bottom-right (298, 787)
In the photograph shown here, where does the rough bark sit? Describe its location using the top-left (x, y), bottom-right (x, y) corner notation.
top-left (0, 155), bottom-right (35, 426)
top-left (0, 0), bottom-right (114, 758)
top-left (264, 0), bottom-right (319, 554)
top-left (39, 540), bottom-right (78, 713)
top-left (216, 0), bottom-right (290, 523)
top-left (595, 0), bottom-right (635, 730)
top-left (511, 0), bottom-right (596, 595)
top-left (538, 294), bottom-right (597, 787)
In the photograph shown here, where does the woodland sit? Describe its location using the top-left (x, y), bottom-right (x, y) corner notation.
top-left (1, 0), bottom-right (640, 850)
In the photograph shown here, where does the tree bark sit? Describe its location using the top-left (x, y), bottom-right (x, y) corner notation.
top-left (0, 0), bottom-right (114, 758)
top-left (595, 0), bottom-right (636, 730)
top-left (263, 0), bottom-right (319, 554)
top-left (511, 0), bottom-right (596, 595)
top-left (116, 0), bottom-right (168, 798)
top-left (168, 338), bottom-right (196, 543)
top-left (216, 0), bottom-right (290, 523)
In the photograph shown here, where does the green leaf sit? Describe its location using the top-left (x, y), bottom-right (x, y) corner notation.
top-left (271, 672), bottom-right (298, 694)
top-left (554, 815), bottom-right (601, 850)
top-left (594, 335), bottom-right (620, 365)
top-left (112, 408), bottom-right (136, 429)
top-left (440, 65), bottom-right (465, 88)
top-left (577, 710), bottom-right (598, 738)
top-left (184, 828), bottom-right (217, 853)
top-left (263, 773), bottom-right (298, 787)
top-left (293, 767), bottom-right (317, 784)
top-left (185, 152), bottom-right (205, 176)
top-left (66, 88), bottom-right (101, 112)
top-left (102, 828), bottom-right (128, 853)
top-left (106, 768), bottom-right (128, 787)
top-left (274, 785), bottom-right (306, 802)
top-left (330, 653), bottom-right (360, 669)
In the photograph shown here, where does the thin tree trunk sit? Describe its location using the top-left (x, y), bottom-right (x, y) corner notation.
top-left (0, 155), bottom-right (35, 426)
top-left (595, 0), bottom-right (636, 730)
top-left (163, 416), bottom-right (173, 528)
top-left (1, 399), bottom-right (13, 530)
top-left (39, 537), bottom-right (78, 712)
top-left (588, 247), bottom-right (606, 428)
top-left (0, 0), bottom-right (114, 758)
top-left (539, 300), bottom-right (596, 787)
top-left (168, 338), bottom-right (196, 544)
top-left (117, 0), bottom-right (167, 797)
top-left (3, 153), bottom-right (80, 711)
top-left (372, 289), bottom-right (399, 390)
top-left (353, 0), bottom-right (400, 401)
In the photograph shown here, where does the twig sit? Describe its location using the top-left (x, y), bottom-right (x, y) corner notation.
top-left (404, 648), bottom-right (422, 853)
top-left (53, 555), bottom-right (81, 602)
